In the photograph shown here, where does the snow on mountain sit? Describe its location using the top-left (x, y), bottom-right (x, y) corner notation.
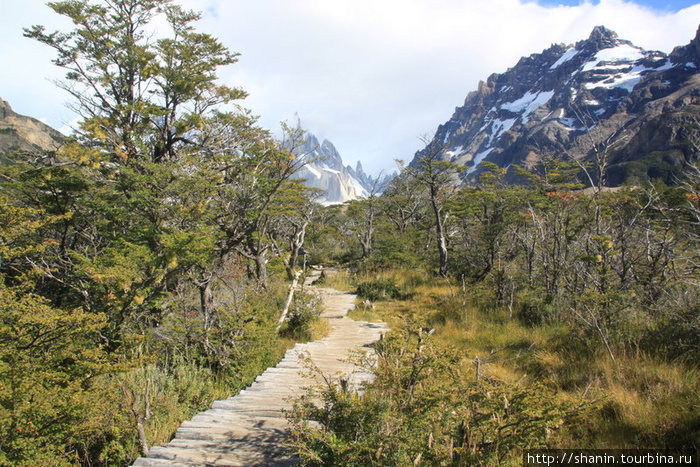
top-left (291, 132), bottom-right (376, 205)
top-left (411, 25), bottom-right (700, 186)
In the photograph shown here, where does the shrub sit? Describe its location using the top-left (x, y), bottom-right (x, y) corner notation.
top-left (517, 291), bottom-right (555, 327)
top-left (355, 278), bottom-right (402, 301)
top-left (282, 291), bottom-right (323, 341)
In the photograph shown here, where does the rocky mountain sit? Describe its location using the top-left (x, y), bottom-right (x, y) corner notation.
top-left (292, 133), bottom-right (381, 204)
top-left (0, 99), bottom-right (383, 204)
top-left (0, 98), bottom-right (64, 163)
top-left (412, 26), bottom-right (700, 186)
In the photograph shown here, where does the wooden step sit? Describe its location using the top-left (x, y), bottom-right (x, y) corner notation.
top-left (131, 273), bottom-right (387, 467)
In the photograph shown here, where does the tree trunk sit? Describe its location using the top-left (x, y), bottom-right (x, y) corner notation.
top-left (432, 196), bottom-right (448, 277)
top-left (427, 181), bottom-right (449, 277)
top-left (277, 271), bottom-right (301, 331)
top-left (255, 252), bottom-right (268, 287)
top-left (197, 276), bottom-right (214, 354)
top-left (286, 221), bottom-right (309, 280)
top-left (124, 377), bottom-right (151, 457)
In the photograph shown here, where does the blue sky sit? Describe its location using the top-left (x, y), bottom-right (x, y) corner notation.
top-left (1, 0), bottom-right (699, 175)
top-left (535, 0), bottom-right (697, 9)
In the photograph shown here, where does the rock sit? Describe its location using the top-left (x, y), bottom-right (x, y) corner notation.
top-left (291, 132), bottom-right (370, 204)
top-left (290, 131), bottom-right (395, 204)
top-left (0, 97), bottom-right (65, 162)
top-left (410, 25), bottom-right (700, 186)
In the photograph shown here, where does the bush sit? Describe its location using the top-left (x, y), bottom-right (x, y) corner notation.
top-left (518, 291), bottom-right (554, 327)
top-left (288, 328), bottom-right (577, 466)
top-left (282, 291), bottom-right (323, 341)
top-left (355, 278), bottom-right (402, 301)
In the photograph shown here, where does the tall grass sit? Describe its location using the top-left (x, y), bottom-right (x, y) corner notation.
top-left (343, 267), bottom-right (699, 452)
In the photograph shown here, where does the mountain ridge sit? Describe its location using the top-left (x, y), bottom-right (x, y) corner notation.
top-left (0, 98), bottom-right (65, 163)
top-left (411, 25), bottom-right (700, 185)
top-left (291, 132), bottom-right (381, 204)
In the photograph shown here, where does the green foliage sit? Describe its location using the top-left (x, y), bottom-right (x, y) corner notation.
top-left (0, 286), bottom-right (110, 465)
top-left (307, 151), bottom-right (700, 459)
top-left (355, 278), bottom-right (402, 301)
top-left (290, 329), bottom-right (576, 466)
top-left (24, 0), bottom-right (245, 164)
top-left (517, 290), bottom-right (555, 327)
top-left (1, 1), bottom-right (317, 464)
top-left (0, 197), bottom-right (112, 464)
top-left (1, 0), bottom-right (697, 463)
top-left (280, 290), bottom-right (323, 342)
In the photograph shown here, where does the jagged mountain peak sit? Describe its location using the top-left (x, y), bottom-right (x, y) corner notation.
top-left (693, 24), bottom-right (700, 55)
top-left (411, 25), bottom-right (700, 186)
top-left (0, 98), bottom-right (14, 117)
top-left (670, 24), bottom-right (700, 65)
top-left (298, 133), bottom-right (345, 171)
top-left (587, 25), bottom-right (619, 45)
top-left (292, 131), bottom-right (375, 205)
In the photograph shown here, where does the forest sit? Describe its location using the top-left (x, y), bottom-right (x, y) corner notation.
top-left (1, 0), bottom-right (698, 466)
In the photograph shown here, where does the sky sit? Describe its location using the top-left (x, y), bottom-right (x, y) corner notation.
top-left (1, 1), bottom-right (699, 176)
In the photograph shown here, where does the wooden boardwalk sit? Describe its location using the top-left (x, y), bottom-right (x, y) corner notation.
top-left (132, 270), bottom-right (387, 466)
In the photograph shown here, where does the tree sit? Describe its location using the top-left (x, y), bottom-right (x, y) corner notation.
top-left (25, 0), bottom-right (245, 165)
top-left (381, 161), bottom-right (427, 235)
top-left (451, 163), bottom-right (522, 306)
top-left (0, 195), bottom-right (110, 463)
top-left (17, 1), bottom-right (312, 460)
top-left (346, 178), bottom-right (383, 259)
top-left (411, 136), bottom-right (464, 277)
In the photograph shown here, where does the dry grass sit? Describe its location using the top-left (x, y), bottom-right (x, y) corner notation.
top-left (311, 268), bottom-right (354, 291)
top-left (359, 267), bottom-right (700, 450)
top-left (309, 317), bottom-right (332, 340)
top-left (347, 306), bottom-right (382, 323)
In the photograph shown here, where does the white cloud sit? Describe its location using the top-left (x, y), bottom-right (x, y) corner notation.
top-left (2, 0), bottom-right (699, 174)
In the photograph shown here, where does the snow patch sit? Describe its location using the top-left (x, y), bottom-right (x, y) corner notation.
top-left (350, 176), bottom-right (369, 197)
top-left (467, 148), bottom-right (494, 175)
top-left (501, 90), bottom-right (554, 123)
top-left (443, 146), bottom-right (464, 159)
top-left (501, 91), bottom-right (538, 113)
top-left (305, 165), bottom-right (321, 178)
top-left (550, 47), bottom-right (578, 69)
top-left (322, 167), bottom-right (340, 175)
top-left (653, 59), bottom-right (674, 72)
top-left (686, 62), bottom-right (697, 68)
top-left (584, 62), bottom-right (661, 92)
top-left (479, 109), bottom-right (498, 132)
top-left (581, 44), bottom-right (645, 72)
top-left (488, 118), bottom-right (516, 146)
top-left (559, 116), bottom-right (578, 128)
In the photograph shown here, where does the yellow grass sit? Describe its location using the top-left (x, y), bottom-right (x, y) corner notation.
top-left (360, 267), bottom-right (699, 450)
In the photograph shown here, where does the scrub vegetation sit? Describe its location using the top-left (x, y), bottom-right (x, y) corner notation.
top-left (0, 1), bottom-right (697, 465)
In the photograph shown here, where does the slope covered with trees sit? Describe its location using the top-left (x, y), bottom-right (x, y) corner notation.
top-left (1, 1), bottom-right (319, 464)
top-left (291, 156), bottom-right (700, 465)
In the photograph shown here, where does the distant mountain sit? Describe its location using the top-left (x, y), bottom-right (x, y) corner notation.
top-left (411, 25), bottom-right (700, 185)
top-left (0, 99), bottom-right (388, 203)
top-left (0, 98), bottom-right (64, 163)
top-left (292, 132), bottom-right (384, 204)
